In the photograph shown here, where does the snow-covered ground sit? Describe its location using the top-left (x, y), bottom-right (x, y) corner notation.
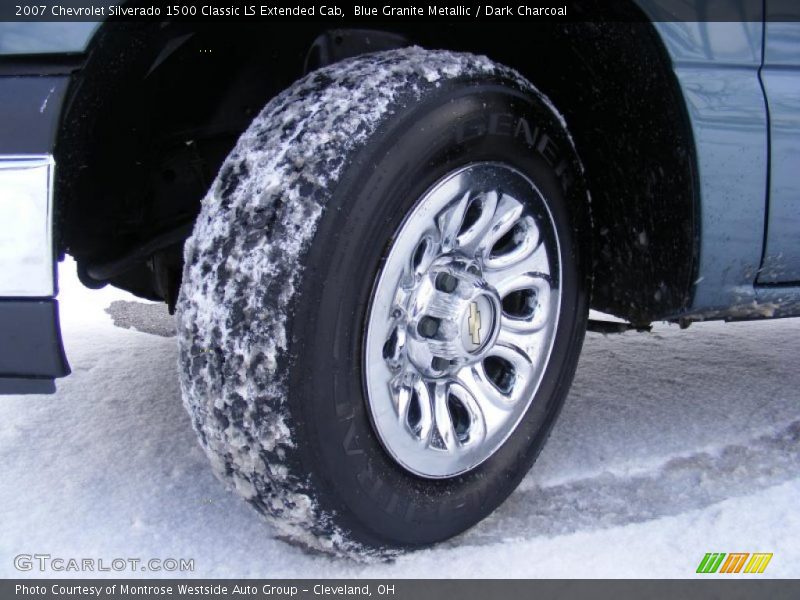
top-left (1, 258), bottom-right (798, 578)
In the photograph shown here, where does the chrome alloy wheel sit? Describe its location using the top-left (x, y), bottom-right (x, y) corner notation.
top-left (365, 163), bottom-right (562, 478)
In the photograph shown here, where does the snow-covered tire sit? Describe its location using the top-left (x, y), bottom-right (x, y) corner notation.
top-left (177, 47), bottom-right (589, 557)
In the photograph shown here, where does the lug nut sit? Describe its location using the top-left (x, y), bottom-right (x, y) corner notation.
top-left (417, 316), bottom-right (440, 338)
top-left (431, 356), bottom-right (450, 372)
top-left (434, 272), bottom-right (459, 293)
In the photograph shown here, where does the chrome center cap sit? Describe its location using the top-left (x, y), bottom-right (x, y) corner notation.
top-left (404, 256), bottom-right (501, 377)
top-left (461, 293), bottom-right (495, 354)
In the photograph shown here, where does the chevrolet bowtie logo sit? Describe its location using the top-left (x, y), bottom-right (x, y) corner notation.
top-left (468, 302), bottom-right (482, 346)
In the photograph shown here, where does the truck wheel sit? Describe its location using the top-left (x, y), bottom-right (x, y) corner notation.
top-left (177, 47), bottom-right (589, 558)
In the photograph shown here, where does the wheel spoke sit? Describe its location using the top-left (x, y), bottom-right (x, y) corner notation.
top-left (486, 220), bottom-right (540, 271)
top-left (436, 191), bottom-right (471, 253)
top-left (483, 243), bottom-right (549, 295)
top-left (414, 378), bottom-right (434, 441)
top-left (430, 382), bottom-right (457, 452)
top-left (408, 234), bottom-right (440, 277)
top-left (455, 190), bottom-right (499, 251)
top-left (390, 372), bottom-right (432, 440)
top-left (474, 193), bottom-right (524, 256)
top-left (495, 326), bottom-right (545, 356)
top-left (447, 381), bottom-right (487, 447)
top-left (457, 363), bottom-right (510, 410)
top-left (485, 342), bottom-right (536, 403)
top-left (382, 323), bottom-right (406, 370)
top-left (498, 274), bottom-right (553, 333)
top-left (456, 367), bottom-right (513, 432)
top-left (392, 377), bottom-right (411, 421)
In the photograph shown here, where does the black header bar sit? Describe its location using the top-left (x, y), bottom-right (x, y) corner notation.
top-left (1, 0), bottom-right (798, 23)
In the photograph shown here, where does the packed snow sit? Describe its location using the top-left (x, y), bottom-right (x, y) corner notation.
top-left (0, 257), bottom-right (797, 578)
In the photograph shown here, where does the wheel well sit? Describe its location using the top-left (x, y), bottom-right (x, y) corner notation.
top-left (56, 16), bottom-right (697, 322)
